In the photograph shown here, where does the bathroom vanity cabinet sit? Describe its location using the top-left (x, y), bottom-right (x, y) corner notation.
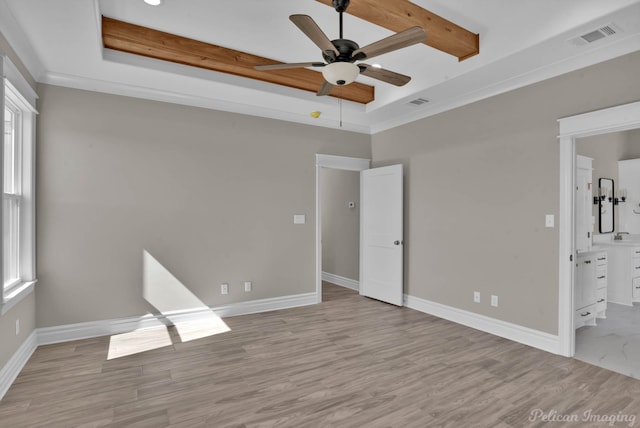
top-left (605, 244), bottom-right (640, 306)
top-left (574, 251), bottom-right (608, 329)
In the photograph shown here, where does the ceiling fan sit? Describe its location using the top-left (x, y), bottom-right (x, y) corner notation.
top-left (255, 0), bottom-right (427, 97)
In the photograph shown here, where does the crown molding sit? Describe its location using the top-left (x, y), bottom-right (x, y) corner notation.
top-left (41, 70), bottom-right (372, 134)
top-left (370, 33), bottom-right (640, 134)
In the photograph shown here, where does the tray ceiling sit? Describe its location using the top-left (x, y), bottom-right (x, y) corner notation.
top-left (1, 0), bottom-right (639, 133)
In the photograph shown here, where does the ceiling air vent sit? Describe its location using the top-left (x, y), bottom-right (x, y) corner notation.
top-left (408, 97), bottom-right (430, 106)
top-left (569, 23), bottom-right (621, 47)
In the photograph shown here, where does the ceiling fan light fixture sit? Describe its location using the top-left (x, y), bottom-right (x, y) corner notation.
top-left (322, 62), bottom-right (360, 86)
top-left (143, 0), bottom-right (163, 6)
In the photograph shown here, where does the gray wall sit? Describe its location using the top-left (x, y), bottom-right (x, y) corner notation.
top-left (619, 129), bottom-right (640, 160)
top-left (0, 30), bottom-right (37, 370)
top-left (321, 168), bottom-right (360, 281)
top-left (36, 85), bottom-right (371, 328)
top-left (371, 51), bottom-right (640, 335)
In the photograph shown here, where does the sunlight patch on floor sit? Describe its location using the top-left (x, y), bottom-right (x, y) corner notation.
top-left (173, 315), bottom-right (231, 343)
top-left (107, 326), bottom-right (173, 360)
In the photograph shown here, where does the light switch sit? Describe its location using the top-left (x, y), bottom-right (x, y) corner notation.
top-left (545, 214), bottom-right (554, 228)
top-left (294, 214), bottom-right (306, 224)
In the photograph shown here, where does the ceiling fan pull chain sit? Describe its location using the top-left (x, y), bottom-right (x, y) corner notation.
top-left (339, 12), bottom-right (343, 39)
top-left (340, 98), bottom-right (343, 128)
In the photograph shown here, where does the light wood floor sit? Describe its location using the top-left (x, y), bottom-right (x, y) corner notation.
top-left (2, 283), bottom-right (640, 427)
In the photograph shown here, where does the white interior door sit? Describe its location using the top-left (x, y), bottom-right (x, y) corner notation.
top-left (360, 164), bottom-right (403, 306)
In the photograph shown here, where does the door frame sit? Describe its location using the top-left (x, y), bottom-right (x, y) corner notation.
top-left (558, 100), bottom-right (640, 357)
top-left (315, 154), bottom-right (371, 303)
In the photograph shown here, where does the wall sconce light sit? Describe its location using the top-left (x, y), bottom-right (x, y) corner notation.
top-left (614, 189), bottom-right (627, 205)
top-left (594, 187), bottom-right (607, 205)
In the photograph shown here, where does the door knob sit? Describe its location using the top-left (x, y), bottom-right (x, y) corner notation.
top-left (394, 240), bottom-right (401, 245)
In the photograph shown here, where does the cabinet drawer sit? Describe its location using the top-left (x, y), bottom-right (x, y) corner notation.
top-left (634, 277), bottom-right (640, 299)
top-left (574, 303), bottom-right (597, 329)
top-left (596, 288), bottom-right (607, 312)
top-left (596, 253), bottom-right (608, 266)
top-left (596, 266), bottom-right (607, 288)
top-left (633, 260), bottom-right (640, 278)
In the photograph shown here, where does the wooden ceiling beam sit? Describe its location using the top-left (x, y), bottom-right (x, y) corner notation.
top-left (314, 0), bottom-right (479, 61)
top-left (101, 17), bottom-right (375, 104)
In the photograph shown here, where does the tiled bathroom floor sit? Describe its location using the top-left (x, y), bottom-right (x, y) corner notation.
top-left (575, 302), bottom-right (640, 379)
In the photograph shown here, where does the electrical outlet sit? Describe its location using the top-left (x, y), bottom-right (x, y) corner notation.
top-left (491, 295), bottom-right (499, 307)
top-left (15, 319), bottom-right (20, 336)
top-left (244, 281), bottom-right (252, 292)
top-left (221, 283), bottom-right (229, 295)
top-left (473, 291), bottom-right (481, 303)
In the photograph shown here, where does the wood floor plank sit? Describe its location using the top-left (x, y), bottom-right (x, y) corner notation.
top-left (1, 282), bottom-right (640, 427)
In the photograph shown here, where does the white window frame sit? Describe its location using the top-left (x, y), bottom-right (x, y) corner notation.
top-left (5, 96), bottom-right (22, 290)
top-left (1, 56), bottom-right (37, 315)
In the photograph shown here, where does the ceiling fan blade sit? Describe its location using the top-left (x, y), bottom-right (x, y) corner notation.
top-left (255, 62), bottom-right (325, 71)
top-left (290, 14), bottom-right (339, 59)
top-left (352, 27), bottom-right (426, 61)
top-left (317, 81), bottom-right (334, 96)
top-left (359, 64), bottom-right (411, 86)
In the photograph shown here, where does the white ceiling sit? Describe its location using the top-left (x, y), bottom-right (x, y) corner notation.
top-left (1, 0), bottom-right (640, 134)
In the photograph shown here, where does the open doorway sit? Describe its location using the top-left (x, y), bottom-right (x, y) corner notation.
top-left (320, 168), bottom-right (361, 291)
top-left (573, 130), bottom-right (640, 379)
top-left (315, 155), bottom-right (370, 303)
top-left (557, 100), bottom-right (640, 358)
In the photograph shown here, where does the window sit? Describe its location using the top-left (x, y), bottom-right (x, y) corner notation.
top-left (4, 99), bottom-right (21, 290)
top-left (1, 57), bottom-right (37, 314)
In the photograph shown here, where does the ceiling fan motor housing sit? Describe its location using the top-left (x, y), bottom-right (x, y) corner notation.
top-left (323, 39), bottom-right (359, 64)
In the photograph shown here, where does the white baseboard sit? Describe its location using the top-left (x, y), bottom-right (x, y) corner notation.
top-left (38, 292), bottom-right (316, 346)
top-left (0, 331), bottom-right (37, 400)
top-left (210, 292), bottom-right (316, 318)
top-left (37, 312), bottom-right (175, 346)
top-left (404, 294), bottom-right (561, 355)
top-left (322, 272), bottom-right (359, 291)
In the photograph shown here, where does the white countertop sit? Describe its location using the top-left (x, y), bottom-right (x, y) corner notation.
top-left (594, 241), bottom-right (640, 248)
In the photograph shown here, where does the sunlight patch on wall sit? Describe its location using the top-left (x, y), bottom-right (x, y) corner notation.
top-left (142, 249), bottom-right (231, 342)
top-left (143, 250), bottom-right (209, 313)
